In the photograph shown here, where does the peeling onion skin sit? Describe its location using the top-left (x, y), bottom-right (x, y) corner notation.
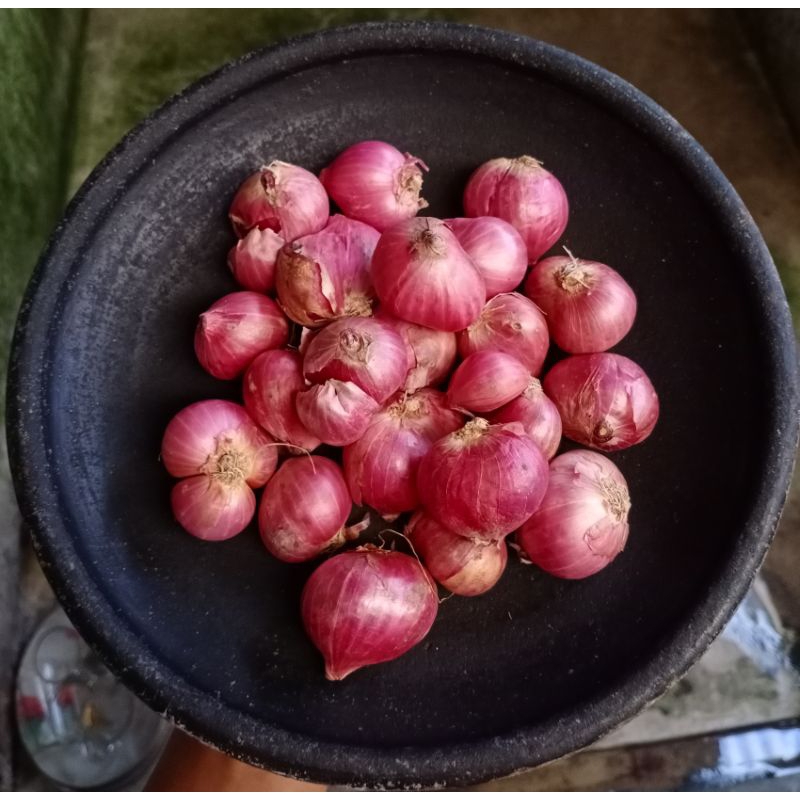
top-left (457, 292), bottom-right (549, 376)
top-left (463, 156), bottom-right (569, 262)
top-left (319, 140), bottom-right (429, 232)
top-left (302, 316), bottom-right (407, 403)
top-left (517, 450), bottom-right (631, 579)
top-left (227, 227), bottom-right (284, 293)
top-left (228, 161), bottom-right (329, 241)
top-left (447, 351), bottom-right (530, 413)
top-left (446, 216), bottom-right (528, 298)
top-left (544, 353), bottom-right (659, 452)
top-left (258, 456), bottom-right (352, 563)
top-left (371, 217), bottom-right (486, 332)
top-left (406, 512), bottom-right (508, 596)
top-left (194, 292), bottom-right (289, 381)
top-left (242, 350), bottom-right (321, 452)
top-left (301, 546), bottom-right (438, 680)
top-left (343, 389), bottom-right (463, 516)
top-left (275, 214), bottom-right (380, 327)
top-left (525, 252), bottom-right (637, 353)
top-left (488, 377), bottom-right (562, 460)
top-left (295, 379), bottom-right (379, 446)
top-left (417, 418), bottom-right (549, 540)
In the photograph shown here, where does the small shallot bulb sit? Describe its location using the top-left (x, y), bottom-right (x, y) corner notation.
top-left (417, 418), bottom-right (549, 540)
top-left (275, 215), bottom-right (380, 327)
top-left (301, 546), bottom-right (438, 680)
top-left (376, 310), bottom-right (457, 392)
top-left (227, 227), bottom-right (284, 293)
top-left (343, 389), bottom-right (463, 516)
top-left (517, 450), bottom-right (631, 579)
top-left (295, 379), bottom-right (379, 446)
top-left (544, 353), bottom-right (659, 451)
top-left (447, 351), bottom-right (530, 413)
top-left (446, 217), bottom-right (528, 297)
top-left (194, 292), bottom-right (289, 380)
top-left (407, 513), bottom-right (508, 596)
top-left (303, 316), bottom-right (407, 403)
top-left (242, 350), bottom-right (321, 452)
top-left (319, 140), bottom-right (429, 231)
top-left (258, 456), bottom-right (358, 562)
top-left (489, 377), bottom-right (562, 459)
top-left (228, 161), bottom-right (329, 240)
top-left (161, 400), bottom-right (277, 540)
top-left (371, 217), bottom-right (486, 332)
top-left (463, 156), bottom-right (569, 261)
top-left (457, 292), bottom-right (549, 375)
top-left (525, 250), bottom-right (637, 353)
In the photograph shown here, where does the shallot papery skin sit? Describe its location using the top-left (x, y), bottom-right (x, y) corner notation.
top-left (301, 546), bottom-right (438, 680)
top-left (417, 418), bottom-right (549, 540)
top-left (371, 217), bottom-right (486, 332)
top-left (242, 350), bottom-right (321, 452)
top-left (258, 456), bottom-right (353, 562)
top-left (375, 309), bottom-right (457, 392)
top-left (447, 350), bottom-right (530, 413)
top-left (194, 292), bottom-right (289, 380)
top-left (343, 388), bottom-right (462, 516)
top-left (302, 316), bottom-right (407, 403)
top-left (406, 513), bottom-right (508, 596)
top-left (518, 450), bottom-right (631, 579)
top-left (446, 217), bottom-right (528, 298)
top-left (457, 292), bottom-right (549, 375)
top-left (275, 215), bottom-right (380, 327)
top-left (161, 400), bottom-right (277, 541)
top-left (525, 252), bottom-right (637, 353)
top-left (227, 227), bottom-right (284, 293)
top-left (319, 141), bottom-right (429, 231)
top-left (544, 353), bottom-right (659, 452)
top-left (463, 156), bottom-right (569, 262)
top-left (295, 379), bottom-right (379, 446)
top-left (228, 161), bottom-right (329, 240)
top-left (488, 377), bottom-right (562, 460)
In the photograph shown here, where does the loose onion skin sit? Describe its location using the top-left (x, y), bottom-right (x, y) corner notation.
top-left (161, 400), bottom-right (277, 540)
top-left (488, 377), bottom-right (562, 460)
top-left (371, 217), bottom-right (486, 332)
top-left (525, 252), bottom-right (637, 353)
top-left (457, 292), bottom-right (549, 376)
top-left (343, 389), bottom-right (462, 516)
top-left (301, 546), bottom-right (438, 680)
top-left (319, 141), bottom-right (428, 232)
top-left (446, 217), bottom-right (528, 298)
top-left (417, 418), bottom-right (549, 540)
top-left (228, 161), bottom-right (329, 240)
top-left (295, 379), bottom-right (379, 446)
top-left (406, 512), bottom-right (508, 596)
top-left (242, 350), bottom-right (321, 452)
top-left (275, 214), bottom-right (380, 327)
top-left (375, 310), bottom-right (457, 392)
top-left (518, 450), bottom-right (631, 579)
top-left (227, 227), bottom-right (284, 293)
top-left (463, 156), bottom-right (569, 262)
top-left (302, 316), bottom-right (407, 403)
top-left (258, 456), bottom-right (354, 563)
top-left (194, 292), bottom-right (289, 380)
top-left (447, 351), bottom-right (530, 413)
top-left (544, 353), bottom-right (659, 451)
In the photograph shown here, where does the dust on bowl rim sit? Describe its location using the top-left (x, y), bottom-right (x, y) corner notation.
top-left (6, 21), bottom-right (799, 789)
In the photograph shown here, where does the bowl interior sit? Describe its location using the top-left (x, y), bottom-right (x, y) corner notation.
top-left (21, 33), bottom-right (783, 785)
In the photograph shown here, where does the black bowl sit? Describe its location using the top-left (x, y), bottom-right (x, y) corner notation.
top-left (8, 22), bottom-right (799, 788)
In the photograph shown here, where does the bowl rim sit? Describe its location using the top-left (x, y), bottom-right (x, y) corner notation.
top-left (7, 20), bottom-right (799, 789)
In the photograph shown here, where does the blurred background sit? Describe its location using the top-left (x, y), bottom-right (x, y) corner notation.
top-left (1, 8), bottom-right (799, 790)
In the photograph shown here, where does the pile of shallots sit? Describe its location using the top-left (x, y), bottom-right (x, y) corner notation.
top-left (161, 141), bottom-right (659, 681)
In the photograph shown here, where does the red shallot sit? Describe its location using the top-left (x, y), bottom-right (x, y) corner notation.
top-left (227, 227), bottom-right (284, 293)
top-left (447, 351), bottom-right (530, 413)
top-left (295, 379), bottom-right (379, 446)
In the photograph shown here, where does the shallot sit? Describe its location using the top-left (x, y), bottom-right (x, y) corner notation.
top-left (227, 227), bottom-right (284, 293)
top-left (295, 379), bottom-right (379, 446)
top-left (447, 351), bottom-right (530, 413)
